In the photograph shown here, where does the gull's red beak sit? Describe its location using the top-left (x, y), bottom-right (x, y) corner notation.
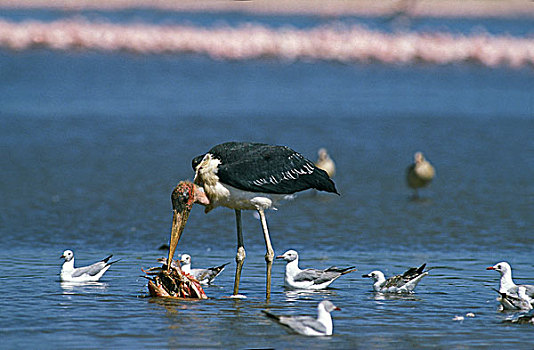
top-left (486, 266), bottom-right (495, 270)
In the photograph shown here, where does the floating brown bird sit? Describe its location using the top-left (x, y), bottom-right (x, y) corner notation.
top-left (406, 151), bottom-right (435, 198)
top-left (315, 148), bottom-right (336, 178)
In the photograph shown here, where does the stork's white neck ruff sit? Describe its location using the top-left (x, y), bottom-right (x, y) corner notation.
top-left (194, 153), bottom-right (290, 213)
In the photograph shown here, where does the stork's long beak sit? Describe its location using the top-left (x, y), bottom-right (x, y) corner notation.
top-left (166, 182), bottom-right (210, 271)
top-left (167, 208), bottom-right (191, 271)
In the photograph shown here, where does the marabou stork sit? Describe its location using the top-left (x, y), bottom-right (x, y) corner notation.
top-left (167, 141), bottom-right (338, 297)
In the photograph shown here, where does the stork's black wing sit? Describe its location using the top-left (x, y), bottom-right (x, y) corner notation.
top-left (193, 142), bottom-right (338, 195)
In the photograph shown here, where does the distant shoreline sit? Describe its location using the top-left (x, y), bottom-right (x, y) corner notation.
top-left (0, 0), bottom-right (533, 18)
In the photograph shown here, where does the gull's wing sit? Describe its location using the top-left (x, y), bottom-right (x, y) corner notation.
top-left (71, 255), bottom-right (115, 277)
top-left (71, 261), bottom-right (108, 277)
top-left (293, 269), bottom-right (338, 284)
top-left (192, 262), bottom-right (230, 283)
top-left (401, 272), bottom-right (428, 291)
top-left (279, 315), bottom-right (327, 335)
top-left (519, 284), bottom-right (534, 298)
top-left (384, 264), bottom-right (427, 288)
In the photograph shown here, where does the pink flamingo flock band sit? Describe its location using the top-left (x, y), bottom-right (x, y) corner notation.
top-left (1, 19), bottom-right (533, 68)
top-left (0, 0), bottom-right (533, 18)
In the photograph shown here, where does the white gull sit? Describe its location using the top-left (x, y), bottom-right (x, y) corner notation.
top-left (179, 254), bottom-right (230, 285)
top-left (487, 262), bottom-right (534, 297)
top-left (487, 262), bottom-right (534, 310)
top-left (60, 249), bottom-right (119, 282)
top-left (362, 263), bottom-right (428, 293)
top-left (262, 300), bottom-right (340, 336)
top-left (276, 249), bottom-right (356, 290)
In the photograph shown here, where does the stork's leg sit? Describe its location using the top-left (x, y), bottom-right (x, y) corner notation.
top-left (257, 209), bottom-right (274, 298)
top-left (233, 209), bottom-right (246, 296)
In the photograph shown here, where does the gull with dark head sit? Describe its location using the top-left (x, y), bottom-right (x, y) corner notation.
top-left (262, 300), bottom-right (340, 336)
top-left (276, 249), bottom-right (356, 290)
top-left (60, 250), bottom-right (119, 282)
top-left (166, 142), bottom-right (338, 298)
top-left (362, 263), bottom-right (428, 293)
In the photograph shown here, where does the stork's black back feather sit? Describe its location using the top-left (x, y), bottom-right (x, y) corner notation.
top-left (192, 142), bottom-right (338, 195)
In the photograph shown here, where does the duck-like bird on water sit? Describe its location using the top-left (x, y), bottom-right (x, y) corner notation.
top-left (406, 151), bottom-right (435, 198)
top-left (166, 141), bottom-right (339, 298)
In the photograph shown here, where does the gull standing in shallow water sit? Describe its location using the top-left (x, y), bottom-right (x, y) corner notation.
top-left (262, 300), bottom-right (340, 336)
top-left (362, 263), bottom-right (428, 293)
top-left (60, 250), bottom-right (119, 282)
top-left (487, 262), bottom-right (534, 309)
top-left (179, 254), bottom-right (230, 285)
top-left (276, 249), bottom-right (356, 290)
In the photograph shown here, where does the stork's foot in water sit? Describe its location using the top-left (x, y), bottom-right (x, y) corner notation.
top-left (143, 262), bottom-right (207, 299)
top-left (223, 294), bottom-right (247, 299)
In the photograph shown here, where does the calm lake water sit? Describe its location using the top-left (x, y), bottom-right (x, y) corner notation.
top-left (1, 8), bottom-right (534, 349)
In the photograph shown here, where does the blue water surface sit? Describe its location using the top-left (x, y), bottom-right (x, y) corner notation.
top-left (1, 9), bottom-right (534, 349)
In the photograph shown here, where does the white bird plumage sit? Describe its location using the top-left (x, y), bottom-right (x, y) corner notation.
top-left (179, 254), bottom-right (230, 285)
top-left (262, 300), bottom-right (340, 336)
top-left (276, 249), bottom-right (356, 290)
top-left (487, 261), bottom-right (534, 310)
top-left (362, 264), bottom-right (428, 293)
top-left (60, 249), bottom-right (119, 282)
top-left (495, 286), bottom-right (533, 311)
